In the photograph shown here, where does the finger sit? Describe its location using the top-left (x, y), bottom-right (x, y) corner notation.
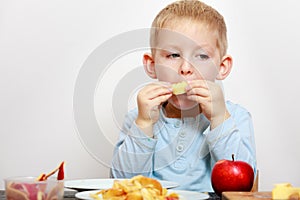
top-left (186, 87), bottom-right (210, 97)
top-left (186, 94), bottom-right (211, 104)
top-left (151, 93), bottom-right (173, 105)
top-left (187, 80), bottom-right (210, 90)
top-left (141, 82), bottom-right (172, 95)
top-left (141, 86), bottom-right (172, 101)
top-left (149, 89), bottom-right (173, 101)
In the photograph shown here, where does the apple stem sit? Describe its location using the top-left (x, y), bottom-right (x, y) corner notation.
top-left (232, 154), bottom-right (235, 161)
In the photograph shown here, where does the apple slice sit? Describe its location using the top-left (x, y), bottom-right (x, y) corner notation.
top-left (172, 81), bottom-right (188, 95)
top-left (57, 161), bottom-right (65, 180)
top-left (36, 161), bottom-right (65, 181)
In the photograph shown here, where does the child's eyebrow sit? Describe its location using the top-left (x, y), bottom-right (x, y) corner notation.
top-left (196, 43), bottom-right (213, 49)
top-left (194, 44), bottom-right (214, 54)
top-left (156, 43), bottom-right (215, 55)
top-left (156, 44), bottom-right (181, 51)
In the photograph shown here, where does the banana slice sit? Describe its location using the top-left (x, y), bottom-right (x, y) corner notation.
top-left (172, 81), bottom-right (188, 95)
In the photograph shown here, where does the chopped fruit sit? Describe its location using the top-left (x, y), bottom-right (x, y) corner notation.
top-left (36, 161), bottom-right (65, 181)
top-left (272, 183), bottom-right (300, 200)
top-left (36, 174), bottom-right (46, 181)
top-left (57, 161), bottom-right (65, 180)
top-left (172, 81), bottom-right (188, 95)
top-left (6, 178), bottom-right (63, 200)
top-left (90, 175), bottom-right (179, 200)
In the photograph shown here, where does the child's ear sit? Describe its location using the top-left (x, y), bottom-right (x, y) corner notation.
top-left (143, 53), bottom-right (157, 79)
top-left (216, 55), bottom-right (233, 80)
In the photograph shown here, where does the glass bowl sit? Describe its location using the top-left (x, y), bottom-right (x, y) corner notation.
top-left (4, 176), bottom-right (64, 200)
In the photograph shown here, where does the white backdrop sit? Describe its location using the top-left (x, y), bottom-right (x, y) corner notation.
top-left (1, 0), bottom-right (300, 191)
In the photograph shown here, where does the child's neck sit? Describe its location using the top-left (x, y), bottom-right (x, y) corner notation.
top-left (163, 102), bottom-right (201, 118)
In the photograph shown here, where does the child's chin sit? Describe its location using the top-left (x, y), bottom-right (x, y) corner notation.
top-left (169, 95), bottom-right (198, 110)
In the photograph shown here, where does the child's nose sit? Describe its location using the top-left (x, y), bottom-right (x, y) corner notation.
top-left (180, 60), bottom-right (193, 76)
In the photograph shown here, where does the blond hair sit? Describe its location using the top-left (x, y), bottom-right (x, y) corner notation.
top-left (150, 0), bottom-right (228, 57)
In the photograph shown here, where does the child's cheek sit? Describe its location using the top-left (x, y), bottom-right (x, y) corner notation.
top-left (155, 64), bottom-right (182, 82)
top-left (194, 63), bottom-right (219, 81)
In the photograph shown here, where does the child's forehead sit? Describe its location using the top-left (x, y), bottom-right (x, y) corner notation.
top-left (154, 21), bottom-right (218, 50)
top-left (162, 18), bottom-right (217, 35)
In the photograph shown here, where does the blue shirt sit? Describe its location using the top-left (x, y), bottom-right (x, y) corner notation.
top-left (110, 101), bottom-right (256, 192)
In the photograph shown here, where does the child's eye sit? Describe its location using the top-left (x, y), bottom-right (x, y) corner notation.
top-left (167, 53), bottom-right (180, 58)
top-left (198, 54), bottom-right (209, 60)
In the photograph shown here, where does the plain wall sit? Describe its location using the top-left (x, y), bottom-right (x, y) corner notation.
top-left (1, 0), bottom-right (300, 191)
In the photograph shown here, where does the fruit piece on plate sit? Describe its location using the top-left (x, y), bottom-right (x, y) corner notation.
top-left (172, 81), bottom-right (188, 95)
top-left (132, 175), bottom-right (163, 194)
top-left (272, 183), bottom-right (300, 200)
top-left (90, 175), bottom-right (179, 200)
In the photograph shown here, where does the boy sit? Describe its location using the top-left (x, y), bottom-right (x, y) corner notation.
top-left (111, 0), bottom-right (256, 192)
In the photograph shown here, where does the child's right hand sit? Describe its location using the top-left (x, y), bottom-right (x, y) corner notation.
top-left (135, 82), bottom-right (172, 136)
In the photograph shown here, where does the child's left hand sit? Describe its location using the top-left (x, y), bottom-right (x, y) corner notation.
top-left (186, 80), bottom-right (230, 130)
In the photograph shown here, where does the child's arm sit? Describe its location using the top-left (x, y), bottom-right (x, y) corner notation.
top-left (186, 80), bottom-right (230, 130)
top-left (110, 109), bottom-right (158, 178)
top-left (205, 102), bottom-right (257, 173)
top-left (111, 82), bottom-right (172, 178)
top-left (186, 80), bottom-right (256, 171)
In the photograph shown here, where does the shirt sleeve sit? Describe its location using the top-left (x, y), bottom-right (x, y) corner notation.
top-left (110, 109), bottom-right (158, 178)
top-left (203, 103), bottom-right (257, 174)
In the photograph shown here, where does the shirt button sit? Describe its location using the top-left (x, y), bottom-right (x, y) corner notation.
top-left (176, 144), bottom-right (184, 152)
top-left (174, 121), bottom-right (181, 128)
top-left (179, 132), bottom-right (186, 138)
top-left (174, 158), bottom-right (186, 169)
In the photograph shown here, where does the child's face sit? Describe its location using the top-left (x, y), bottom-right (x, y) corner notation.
top-left (153, 20), bottom-right (222, 82)
top-left (153, 20), bottom-right (223, 110)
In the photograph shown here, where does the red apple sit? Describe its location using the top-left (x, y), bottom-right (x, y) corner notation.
top-left (211, 154), bottom-right (254, 196)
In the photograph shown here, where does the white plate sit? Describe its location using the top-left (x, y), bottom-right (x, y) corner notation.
top-left (75, 189), bottom-right (209, 200)
top-left (65, 178), bottom-right (179, 190)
